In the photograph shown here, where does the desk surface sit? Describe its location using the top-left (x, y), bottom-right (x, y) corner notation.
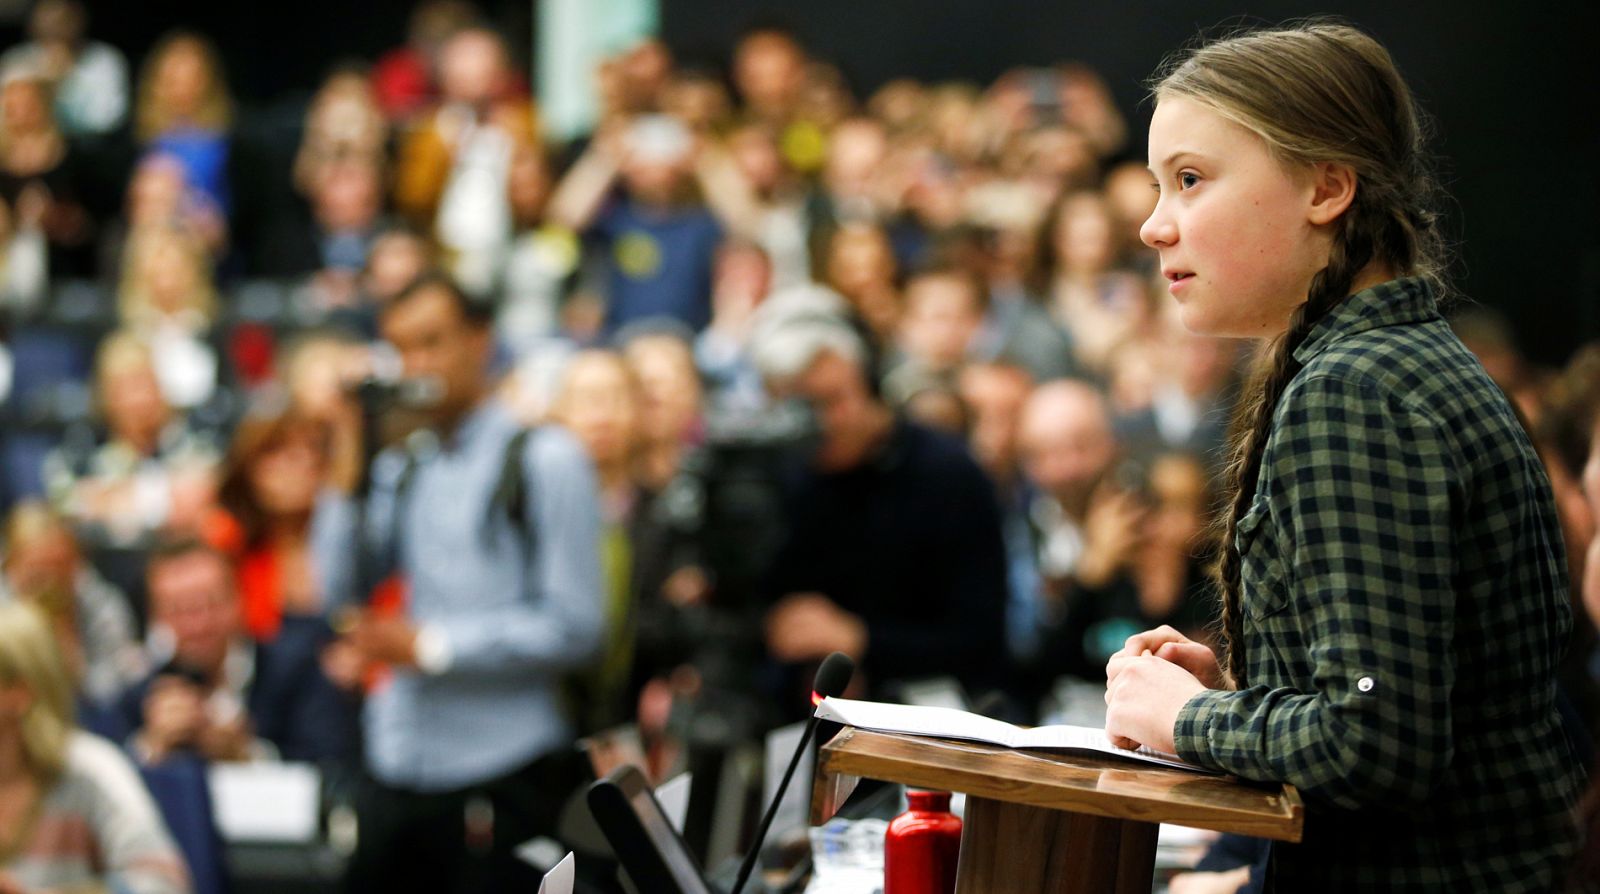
top-left (818, 727), bottom-right (1302, 842)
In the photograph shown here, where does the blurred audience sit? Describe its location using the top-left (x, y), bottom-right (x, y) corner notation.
top-left (44, 331), bottom-right (218, 548)
top-left (134, 32), bottom-right (233, 232)
top-left (394, 26), bottom-right (536, 295)
top-left (0, 601), bottom-right (190, 894)
top-left (753, 307), bottom-right (1007, 706)
top-left (212, 402), bottom-right (333, 642)
top-left (0, 0), bottom-right (128, 138)
top-left (1, 502), bottom-right (145, 710)
top-left (118, 537), bottom-right (355, 766)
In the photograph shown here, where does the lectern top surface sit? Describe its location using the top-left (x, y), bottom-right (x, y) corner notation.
top-left (819, 727), bottom-right (1303, 842)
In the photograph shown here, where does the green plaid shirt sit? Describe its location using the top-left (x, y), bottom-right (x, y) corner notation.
top-left (1173, 277), bottom-right (1584, 891)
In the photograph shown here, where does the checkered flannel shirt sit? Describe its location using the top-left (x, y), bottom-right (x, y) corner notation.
top-left (1173, 277), bottom-right (1584, 891)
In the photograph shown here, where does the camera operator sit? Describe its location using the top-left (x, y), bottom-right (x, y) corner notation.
top-left (751, 305), bottom-right (1007, 711)
top-left (309, 273), bottom-right (604, 894)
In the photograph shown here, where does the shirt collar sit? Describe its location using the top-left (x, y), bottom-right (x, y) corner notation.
top-left (1291, 276), bottom-right (1439, 365)
top-left (441, 398), bottom-right (507, 452)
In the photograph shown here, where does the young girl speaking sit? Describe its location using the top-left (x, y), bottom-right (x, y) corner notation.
top-left (1103, 22), bottom-right (1583, 891)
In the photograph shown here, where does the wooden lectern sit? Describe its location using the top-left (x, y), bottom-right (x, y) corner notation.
top-left (813, 728), bottom-right (1302, 894)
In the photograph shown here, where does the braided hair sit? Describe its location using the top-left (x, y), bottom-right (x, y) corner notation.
top-left (1150, 21), bottom-right (1448, 686)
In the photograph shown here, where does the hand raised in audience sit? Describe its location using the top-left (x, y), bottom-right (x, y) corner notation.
top-left (140, 676), bottom-right (206, 762)
top-left (765, 593), bottom-right (867, 664)
top-left (197, 709), bottom-right (255, 763)
top-left (1075, 485), bottom-right (1147, 589)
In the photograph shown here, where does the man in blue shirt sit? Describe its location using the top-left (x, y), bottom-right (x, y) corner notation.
top-left (311, 274), bottom-right (604, 893)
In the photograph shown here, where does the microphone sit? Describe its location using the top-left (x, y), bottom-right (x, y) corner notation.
top-left (729, 652), bottom-right (855, 894)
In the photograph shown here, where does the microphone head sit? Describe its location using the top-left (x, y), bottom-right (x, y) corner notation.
top-left (811, 652), bottom-right (855, 701)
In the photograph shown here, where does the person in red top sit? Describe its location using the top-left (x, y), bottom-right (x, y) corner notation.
top-left (210, 403), bottom-right (331, 642)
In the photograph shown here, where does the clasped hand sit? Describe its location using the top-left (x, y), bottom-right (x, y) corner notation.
top-left (1103, 625), bottom-right (1219, 755)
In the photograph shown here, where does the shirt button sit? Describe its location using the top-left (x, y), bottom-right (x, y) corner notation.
top-left (1357, 676), bottom-right (1375, 693)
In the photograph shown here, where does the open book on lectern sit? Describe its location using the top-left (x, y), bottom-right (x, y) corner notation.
top-left (815, 696), bottom-right (1216, 773)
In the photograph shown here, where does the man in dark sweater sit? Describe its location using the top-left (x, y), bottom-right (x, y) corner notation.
top-left (753, 305), bottom-right (1008, 702)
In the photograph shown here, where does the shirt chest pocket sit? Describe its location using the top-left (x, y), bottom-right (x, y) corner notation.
top-left (1235, 496), bottom-right (1293, 622)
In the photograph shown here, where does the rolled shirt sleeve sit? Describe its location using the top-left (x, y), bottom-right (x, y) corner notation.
top-left (1174, 372), bottom-right (1458, 810)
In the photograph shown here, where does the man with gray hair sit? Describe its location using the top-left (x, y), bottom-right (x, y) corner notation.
top-left (750, 301), bottom-right (1008, 708)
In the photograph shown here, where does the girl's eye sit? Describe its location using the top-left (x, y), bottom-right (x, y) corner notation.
top-left (1179, 172), bottom-right (1200, 190)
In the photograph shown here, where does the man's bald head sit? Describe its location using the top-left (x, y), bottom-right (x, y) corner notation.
top-left (1017, 379), bottom-right (1118, 508)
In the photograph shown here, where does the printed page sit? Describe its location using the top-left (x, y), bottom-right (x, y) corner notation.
top-left (816, 697), bottom-right (1024, 747)
top-left (1015, 725), bottom-right (1207, 772)
top-left (816, 697), bottom-right (1212, 773)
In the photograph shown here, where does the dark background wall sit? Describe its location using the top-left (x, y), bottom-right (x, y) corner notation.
top-left (63, 0), bottom-right (1599, 365)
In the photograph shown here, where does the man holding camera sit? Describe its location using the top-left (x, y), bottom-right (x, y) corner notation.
top-left (311, 274), bottom-right (604, 894)
top-left (751, 307), bottom-right (1008, 707)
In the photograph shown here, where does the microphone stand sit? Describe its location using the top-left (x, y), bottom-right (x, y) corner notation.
top-left (729, 712), bottom-right (821, 894)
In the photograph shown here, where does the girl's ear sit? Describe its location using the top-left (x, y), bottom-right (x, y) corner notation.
top-left (1306, 161), bottom-right (1358, 226)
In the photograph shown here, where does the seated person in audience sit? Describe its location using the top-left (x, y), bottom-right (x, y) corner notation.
top-left (752, 310), bottom-right (1007, 707)
top-left (269, 157), bottom-right (389, 319)
top-left (1, 502), bottom-right (146, 713)
top-left (548, 350), bottom-right (683, 734)
top-left (821, 221), bottom-right (901, 350)
top-left (1015, 379), bottom-right (1144, 679)
top-left (211, 403), bottom-right (334, 643)
top-left (620, 324), bottom-right (705, 489)
top-left (118, 538), bottom-right (355, 766)
top-left (1126, 452), bottom-right (1220, 641)
top-left (548, 113), bottom-right (727, 333)
top-left (1110, 325), bottom-right (1239, 475)
top-left (44, 331), bottom-right (219, 548)
top-left (369, 0), bottom-right (478, 124)
top-left (356, 224), bottom-right (436, 317)
top-left (291, 66), bottom-right (388, 197)
top-left (0, 0), bottom-right (130, 139)
top-left (882, 264), bottom-right (986, 406)
top-left (1041, 190), bottom-right (1153, 377)
top-left (393, 27), bottom-right (536, 295)
top-left (0, 601), bottom-right (191, 894)
top-left (0, 60), bottom-right (96, 280)
top-left (961, 216), bottom-right (1082, 384)
top-left (696, 238), bottom-right (775, 413)
top-left (957, 361), bottom-right (1047, 667)
top-left (496, 141), bottom-right (578, 357)
top-left (117, 223), bottom-right (221, 410)
top-left (133, 32), bottom-right (233, 235)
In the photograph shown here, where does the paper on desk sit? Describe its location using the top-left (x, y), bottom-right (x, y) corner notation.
top-left (538, 852), bottom-right (575, 894)
top-left (208, 762), bottom-right (321, 842)
top-left (815, 697), bottom-right (1211, 773)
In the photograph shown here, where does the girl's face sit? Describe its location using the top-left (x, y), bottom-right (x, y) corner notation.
top-left (1140, 96), bottom-right (1327, 339)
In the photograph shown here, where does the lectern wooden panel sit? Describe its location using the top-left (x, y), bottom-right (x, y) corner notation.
top-left (814, 728), bottom-right (1302, 894)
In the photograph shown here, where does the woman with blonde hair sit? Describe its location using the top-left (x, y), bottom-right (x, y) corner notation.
top-left (0, 601), bottom-right (190, 893)
top-left (132, 32), bottom-right (232, 223)
top-left (116, 223), bottom-right (219, 409)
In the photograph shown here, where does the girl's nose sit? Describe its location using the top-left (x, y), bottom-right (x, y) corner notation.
top-left (1140, 203), bottom-right (1176, 249)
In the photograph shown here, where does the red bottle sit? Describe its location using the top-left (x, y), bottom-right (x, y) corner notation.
top-left (884, 789), bottom-right (962, 894)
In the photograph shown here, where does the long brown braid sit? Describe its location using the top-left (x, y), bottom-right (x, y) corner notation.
top-left (1150, 22), bottom-right (1449, 687)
